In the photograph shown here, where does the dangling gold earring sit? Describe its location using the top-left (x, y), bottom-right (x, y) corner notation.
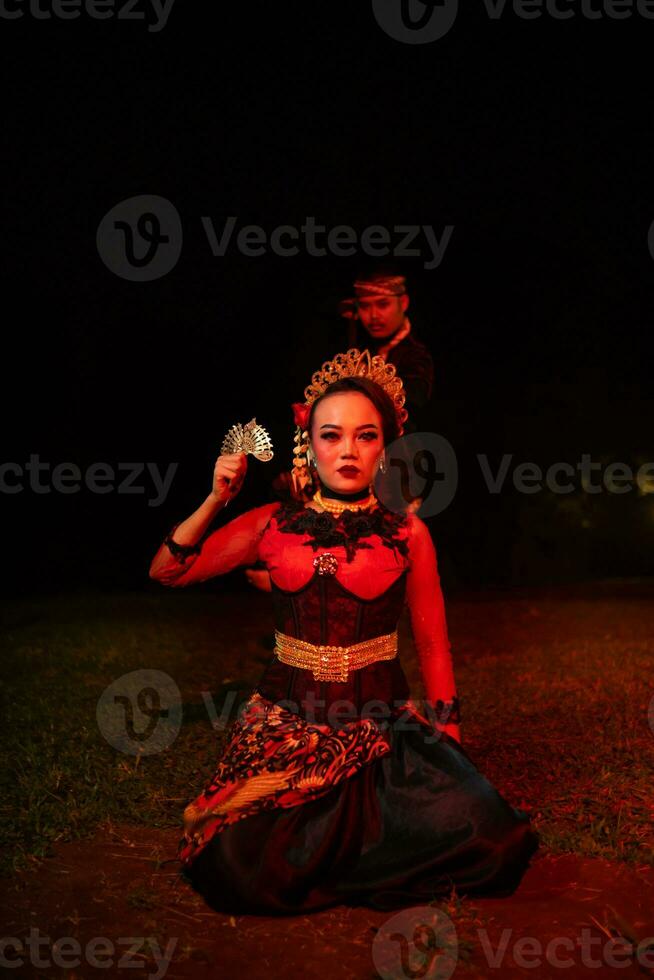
top-left (306, 446), bottom-right (319, 493)
top-left (291, 426), bottom-right (313, 500)
top-left (378, 449), bottom-right (387, 474)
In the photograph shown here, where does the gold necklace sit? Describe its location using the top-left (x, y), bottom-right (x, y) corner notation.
top-left (312, 487), bottom-right (377, 517)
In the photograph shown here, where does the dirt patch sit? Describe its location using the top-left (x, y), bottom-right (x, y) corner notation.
top-left (1, 822), bottom-right (653, 979)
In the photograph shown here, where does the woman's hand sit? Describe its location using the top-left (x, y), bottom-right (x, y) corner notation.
top-left (212, 452), bottom-right (247, 504)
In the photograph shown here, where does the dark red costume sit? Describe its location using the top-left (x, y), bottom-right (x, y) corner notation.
top-left (150, 499), bottom-right (538, 914)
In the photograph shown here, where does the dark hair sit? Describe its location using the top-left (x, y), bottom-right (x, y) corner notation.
top-left (308, 376), bottom-right (400, 446)
top-left (353, 259), bottom-right (408, 285)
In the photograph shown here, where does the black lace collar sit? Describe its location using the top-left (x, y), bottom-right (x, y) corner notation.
top-left (275, 500), bottom-right (409, 563)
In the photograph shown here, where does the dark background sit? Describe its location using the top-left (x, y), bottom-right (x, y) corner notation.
top-left (2, 2), bottom-right (653, 596)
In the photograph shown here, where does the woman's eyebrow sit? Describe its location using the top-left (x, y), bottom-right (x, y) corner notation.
top-left (319, 424), bottom-right (379, 430)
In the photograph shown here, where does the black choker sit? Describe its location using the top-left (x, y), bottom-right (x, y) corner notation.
top-left (317, 481), bottom-right (372, 502)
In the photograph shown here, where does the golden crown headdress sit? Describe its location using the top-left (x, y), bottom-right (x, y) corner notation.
top-left (290, 348), bottom-right (408, 498)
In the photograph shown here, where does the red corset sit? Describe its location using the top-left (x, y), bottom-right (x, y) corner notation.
top-left (254, 568), bottom-right (411, 724)
top-left (271, 565), bottom-right (407, 645)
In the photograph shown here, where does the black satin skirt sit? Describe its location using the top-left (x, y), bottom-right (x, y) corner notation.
top-left (181, 662), bottom-right (539, 915)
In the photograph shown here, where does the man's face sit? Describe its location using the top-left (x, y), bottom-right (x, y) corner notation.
top-left (356, 294), bottom-right (408, 341)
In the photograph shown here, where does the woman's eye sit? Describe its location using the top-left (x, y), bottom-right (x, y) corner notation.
top-left (319, 431), bottom-right (378, 442)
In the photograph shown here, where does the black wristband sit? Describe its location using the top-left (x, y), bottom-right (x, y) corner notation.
top-left (433, 696), bottom-right (461, 725)
top-left (164, 526), bottom-right (202, 565)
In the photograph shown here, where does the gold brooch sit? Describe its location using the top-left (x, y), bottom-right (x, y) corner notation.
top-left (313, 553), bottom-right (339, 576)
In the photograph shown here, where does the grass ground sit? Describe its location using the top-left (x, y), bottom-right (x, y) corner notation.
top-left (1, 582), bottom-right (654, 977)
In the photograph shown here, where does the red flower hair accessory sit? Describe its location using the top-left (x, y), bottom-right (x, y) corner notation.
top-left (292, 402), bottom-right (311, 431)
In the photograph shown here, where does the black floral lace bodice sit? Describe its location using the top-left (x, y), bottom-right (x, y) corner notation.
top-left (274, 500), bottom-right (409, 563)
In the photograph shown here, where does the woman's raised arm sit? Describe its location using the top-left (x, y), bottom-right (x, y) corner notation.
top-left (405, 513), bottom-right (462, 744)
top-left (149, 450), bottom-right (279, 587)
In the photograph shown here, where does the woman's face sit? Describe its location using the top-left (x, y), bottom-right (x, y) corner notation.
top-left (309, 391), bottom-right (384, 494)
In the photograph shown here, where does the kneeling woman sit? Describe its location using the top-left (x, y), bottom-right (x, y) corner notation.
top-left (149, 349), bottom-right (539, 914)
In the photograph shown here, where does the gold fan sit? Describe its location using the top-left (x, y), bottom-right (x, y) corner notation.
top-left (221, 418), bottom-right (274, 462)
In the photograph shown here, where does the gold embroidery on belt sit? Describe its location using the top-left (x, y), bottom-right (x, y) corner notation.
top-left (274, 628), bottom-right (398, 683)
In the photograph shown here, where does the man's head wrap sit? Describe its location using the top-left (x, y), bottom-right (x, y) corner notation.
top-left (338, 274), bottom-right (407, 319)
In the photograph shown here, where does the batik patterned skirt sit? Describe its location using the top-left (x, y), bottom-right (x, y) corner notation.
top-left (176, 657), bottom-right (538, 914)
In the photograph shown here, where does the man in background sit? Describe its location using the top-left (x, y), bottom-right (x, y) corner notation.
top-left (339, 269), bottom-right (434, 431)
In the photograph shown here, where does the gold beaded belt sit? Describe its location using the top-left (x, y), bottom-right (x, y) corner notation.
top-left (274, 628), bottom-right (398, 683)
